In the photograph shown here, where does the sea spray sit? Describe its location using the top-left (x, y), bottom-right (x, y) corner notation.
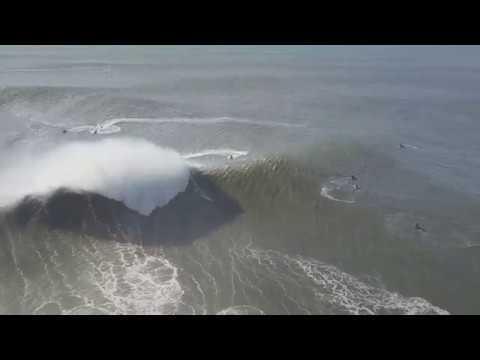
top-left (0, 138), bottom-right (190, 215)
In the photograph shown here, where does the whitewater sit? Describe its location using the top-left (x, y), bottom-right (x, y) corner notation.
top-left (0, 138), bottom-right (190, 216)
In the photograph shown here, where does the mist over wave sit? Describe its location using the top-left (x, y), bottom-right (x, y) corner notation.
top-left (0, 138), bottom-right (190, 215)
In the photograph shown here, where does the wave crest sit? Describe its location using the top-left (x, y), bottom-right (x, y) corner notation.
top-left (0, 138), bottom-right (190, 215)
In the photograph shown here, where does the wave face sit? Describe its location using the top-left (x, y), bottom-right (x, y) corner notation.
top-left (2, 45), bottom-right (480, 315)
top-left (1, 135), bottom-right (479, 315)
top-left (0, 138), bottom-right (190, 215)
top-left (7, 170), bottom-right (243, 247)
top-left (2, 138), bottom-right (479, 314)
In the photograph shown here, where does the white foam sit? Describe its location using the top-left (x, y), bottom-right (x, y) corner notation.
top-left (66, 116), bottom-right (304, 135)
top-left (234, 244), bottom-right (449, 315)
top-left (288, 255), bottom-right (449, 315)
top-left (88, 243), bottom-right (184, 315)
top-left (29, 240), bottom-right (185, 315)
top-left (0, 138), bottom-right (190, 215)
top-left (320, 186), bottom-right (355, 204)
top-left (183, 148), bottom-right (248, 160)
top-left (320, 177), bottom-right (358, 204)
top-left (217, 305), bottom-right (265, 315)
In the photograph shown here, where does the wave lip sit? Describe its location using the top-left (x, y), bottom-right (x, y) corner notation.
top-left (0, 138), bottom-right (190, 216)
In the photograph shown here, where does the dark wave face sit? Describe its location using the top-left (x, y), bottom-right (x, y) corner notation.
top-left (5, 170), bottom-right (243, 247)
top-left (1, 46), bottom-right (480, 314)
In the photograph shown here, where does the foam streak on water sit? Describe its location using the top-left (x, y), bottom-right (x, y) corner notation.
top-left (183, 149), bottom-right (249, 160)
top-left (86, 243), bottom-right (184, 315)
top-left (232, 243), bottom-right (449, 315)
top-left (66, 116), bottom-right (305, 135)
top-left (320, 176), bottom-right (358, 204)
top-left (28, 239), bottom-right (185, 315)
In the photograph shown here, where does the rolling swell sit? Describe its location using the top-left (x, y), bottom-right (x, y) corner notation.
top-left (204, 148), bottom-right (480, 314)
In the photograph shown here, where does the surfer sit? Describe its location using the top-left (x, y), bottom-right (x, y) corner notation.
top-left (62, 129), bottom-right (67, 134)
top-left (399, 143), bottom-right (406, 149)
top-left (415, 223), bottom-right (426, 232)
top-left (228, 155), bottom-right (234, 160)
top-left (351, 175), bottom-right (358, 181)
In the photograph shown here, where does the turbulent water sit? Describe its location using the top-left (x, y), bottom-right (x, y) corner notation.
top-left (1, 46), bottom-right (480, 315)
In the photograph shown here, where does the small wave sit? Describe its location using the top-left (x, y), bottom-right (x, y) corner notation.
top-left (66, 116), bottom-right (305, 135)
top-left (0, 138), bottom-right (190, 216)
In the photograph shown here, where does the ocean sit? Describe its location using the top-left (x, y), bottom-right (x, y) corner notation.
top-left (0, 45), bottom-right (479, 314)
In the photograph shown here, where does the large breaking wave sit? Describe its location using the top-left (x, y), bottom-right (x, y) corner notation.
top-left (0, 138), bottom-right (190, 215)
